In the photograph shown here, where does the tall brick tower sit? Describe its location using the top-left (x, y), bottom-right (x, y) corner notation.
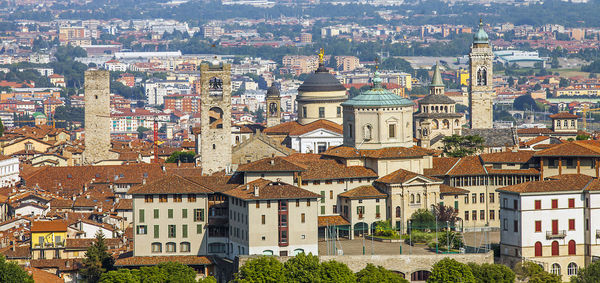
top-left (200, 62), bottom-right (232, 175)
top-left (469, 20), bottom-right (494, 129)
top-left (265, 83), bottom-right (281, 128)
top-left (83, 70), bottom-right (113, 165)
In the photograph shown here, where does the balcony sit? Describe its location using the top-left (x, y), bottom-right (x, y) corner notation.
top-left (376, 213), bottom-right (381, 219)
top-left (546, 230), bottom-right (566, 239)
top-left (358, 214), bottom-right (364, 220)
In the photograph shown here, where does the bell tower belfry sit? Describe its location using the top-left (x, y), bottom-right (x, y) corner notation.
top-left (200, 62), bottom-right (232, 175)
top-left (266, 83), bottom-right (281, 128)
top-left (469, 20), bottom-right (494, 129)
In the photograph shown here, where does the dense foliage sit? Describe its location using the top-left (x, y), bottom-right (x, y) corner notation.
top-left (571, 260), bottom-right (600, 283)
top-left (166, 151), bottom-right (196, 163)
top-left (99, 262), bottom-right (213, 283)
top-left (514, 261), bottom-right (561, 283)
top-left (0, 255), bottom-right (34, 283)
top-left (442, 135), bottom-right (485, 157)
top-left (427, 258), bottom-right (476, 283)
top-left (81, 232), bottom-right (115, 283)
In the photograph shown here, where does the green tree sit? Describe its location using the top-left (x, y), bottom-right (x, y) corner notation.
top-left (577, 134), bottom-right (590, 140)
top-left (571, 259), bottom-right (600, 283)
top-left (283, 253), bottom-right (321, 282)
top-left (99, 269), bottom-right (139, 283)
top-left (514, 262), bottom-right (560, 283)
top-left (99, 262), bottom-right (202, 283)
top-left (410, 209), bottom-right (435, 230)
top-left (355, 263), bottom-right (408, 283)
top-left (427, 258), bottom-right (475, 283)
top-left (380, 57), bottom-right (414, 73)
top-left (255, 107), bottom-right (265, 123)
top-left (468, 263), bottom-right (515, 283)
top-left (559, 78), bottom-right (570, 87)
top-left (432, 204), bottom-right (459, 224)
top-left (507, 76), bottom-right (514, 87)
top-left (166, 151), bottom-right (196, 163)
top-left (442, 135), bottom-right (484, 157)
top-left (0, 255), bottom-right (34, 283)
top-left (137, 126), bottom-right (151, 139)
top-left (319, 260), bottom-right (356, 282)
top-left (235, 257), bottom-right (286, 283)
top-left (513, 94), bottom-right (539, 111)
top-left (81, 232), bottom-right (115, 283)
top-left (0, 118), bottom-right (4, 137)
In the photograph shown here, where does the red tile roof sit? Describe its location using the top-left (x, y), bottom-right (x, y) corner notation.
top-left (376, 168), bottom-right (441, 184)
top-left (479, 151), bottom-right (535, 164)
top-left (534, 140), bottom-right (600, 157)
top-left (322, 145), bottom-right (435, 159)
top-left (439, 184), bottom-right (469, 195)
top-left (318, 215), bottom-right (350, 227)
top-left (31, 220), bottom-right (68, 232)
top-left (224, 179), bottom-right (320, 200)
top-left (288, 119), bottom-right (343, 136)
top-left (237, 157), bottom-right (306, 172)
top-left (129, 175), bottom-right (213, 195)
top-left (549, 112), bottom-right (579, 119)
top-left (498, 174), bottom-right (597, 194)
top-left (338, 185), bottom-right (387, 199)
top-left (283, 154), bottom-right (377, 180)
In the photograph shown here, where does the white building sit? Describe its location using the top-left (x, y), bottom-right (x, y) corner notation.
top-left (0, 156), bottom-right (20, 188)
top-left (288, 120), bottom-right (343, 154)
top-left (144, 79), bottom-right (192, 105)
top-left (499, 174), bottom-right (600, 281)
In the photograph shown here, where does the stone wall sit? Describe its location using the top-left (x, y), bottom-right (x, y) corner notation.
top-left (83, 70), bottom-right (116, 164)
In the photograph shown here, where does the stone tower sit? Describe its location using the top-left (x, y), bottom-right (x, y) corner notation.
top-left (265, 83), bottom-right (281, 128)
top-left (469, 20), bottom-right (494, 129)
top-left (200, 62), bottom-right (232, 175)
top-left (83, 70), bottom-right (112, 165)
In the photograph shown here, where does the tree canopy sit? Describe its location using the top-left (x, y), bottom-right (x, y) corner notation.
top-left (442, 135), bottom-right (484, 157)
top-left (355, 263), bottom-right (408, 283)
top-left (0, 255), bottom-right (34, 283)
top-left (427, 258), bottom-right (475, 283)
top-left (166, 151), bottom-right (196, 163)
top-left (513, 94), bottom-right (540, 111)
top-left (571, 260), bottom-right (600, 283)
top-left (99, 262), bottom-right (208, 283)
top-left (82, 232), bottom-right (115, 283)
top-left (235, 256), bottom-right (286, 283)
top-left (468, 262), bottom-right (515, 283)
top-left (514, 262), bottom-right (561, 283)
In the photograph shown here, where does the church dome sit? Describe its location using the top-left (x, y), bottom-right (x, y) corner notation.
top-left (266, 83), bottom-right (280, 97)
top-left (473, 20), bottom-right (489, 44)
top-left (297, 64), bottom-right (346, 92)
top-left (342, 71), bottom-right (413, 107)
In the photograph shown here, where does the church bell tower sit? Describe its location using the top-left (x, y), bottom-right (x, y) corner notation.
top-left (469, 20), bottom-right (494, 129)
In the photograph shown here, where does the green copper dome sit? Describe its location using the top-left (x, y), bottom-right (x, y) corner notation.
top-left (473, 20), bottom-right (489, 44)
top-left (430, 64), bottom-right (444, 87)
top-left (342, 71), bottom-right (414, 107)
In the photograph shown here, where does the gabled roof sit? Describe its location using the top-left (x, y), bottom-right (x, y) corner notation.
top-left (479, 151), bottom-right (535, 164)
top-left (318, 215), bottom-right (350, 227)
top-left (322, 145), bottom-right (435, 159)
top-left (338, 185), bottom-right (387, 199)
top-left (498, 174), bottom-right (597, 194)
top-left (129, 175), bottom-right (213, 195)
top-left (223, 179), bottom-right (320, 200)
top-left (376, 168), bottom-right (441, 184)
top-left (534, 140), bottom-right (600, 157)
top-left (439, 184), bottom-right (469, 195)
top-left (288, 119), bottom-right (343, 136)
top-left (31, 220), bottom-right (68, 233)
top-left (236, 157), bottom-right (305, 173)
top-left (283, 153), bottom-right (377, 180)
top-left (549, 112), bottom-right (578, 119)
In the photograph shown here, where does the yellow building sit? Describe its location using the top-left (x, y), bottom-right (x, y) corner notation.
top-left (457, 69), bottom-right (470, 86)
top-left (555, 87), bottom-right (600, 97)
top-left (31, 220), bottom-right (68, 260)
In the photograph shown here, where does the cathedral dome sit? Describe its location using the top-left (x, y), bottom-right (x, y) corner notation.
top-left (266, 83), bottom-right (280, 97)
top-left (473, 20), bottom-right (489, 44)
top-left (297, 64), bottom-right (346, 92)
top-left (342, 71), bottom-right (413, 107)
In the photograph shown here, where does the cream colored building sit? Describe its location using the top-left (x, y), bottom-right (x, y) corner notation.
top-left (469, 20), bottom-right (495, 129)
top-left (297, 62), bottom-right (347, 125)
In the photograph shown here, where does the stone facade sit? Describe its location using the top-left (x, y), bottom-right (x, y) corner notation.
top-left (200, 63), bottom-right (232, 175)
top-left (266, 84), bottom-right (281, 128)
top-left (231, 132), bottom-right (294, 166)
top-left (469, 23), bottom-right (494, 129)
top-left (83, 70), bottom-right (116, 164)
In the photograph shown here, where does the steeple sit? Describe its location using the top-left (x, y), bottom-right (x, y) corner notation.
top-left (473, 19), bottom-right (489, 45)
top-left (429, 64), bottom-right (445, 95)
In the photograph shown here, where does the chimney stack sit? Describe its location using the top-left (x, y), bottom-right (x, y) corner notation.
top-left (253, 185), bottom-right (259, 197)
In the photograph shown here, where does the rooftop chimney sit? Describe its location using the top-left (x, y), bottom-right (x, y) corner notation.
top-left (253, 185), bottom-right (259, 197)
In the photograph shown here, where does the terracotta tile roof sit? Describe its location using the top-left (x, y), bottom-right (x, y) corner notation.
top-left (129, 175), bottom-right (213, 195)
top-left (498, 174), bottom-right (595, 194)
top-left (338, 185), bottom-right (387, 199)
top-left (263, 121), bottom-right (302, 135)
top-left (114, 255), bottom-right (213, 267)
top-left (517, 128), bottom-right (554, 135)
top-left (479, 151), bottom-right (535, 164)
top-left (522, 136), bottom-right (551, 147)
top-left (24, 267), bottom-right (62, 283)
top-left (224, 179), bottom-right (320, 200)
top-left (423, 157), bottom-right (460, 176)
top-left (66, 238), bottom-right (122, 250)
top-left (549, 112), bottom-right (579, 119)
top-left (0, 244), bottom-right (31, 259)
top-left (439, 184), bottom-right (469, 195)
top-left (318, 215), bottom-right (350, 227)
top-left (183, 175), bottom-right (243, 193)
top-left (283, 154), bottom-right (377, 180)
top-left (237, 157), bottom-right (306, 172)
top-left (114, 199), bottom-right (132, 210)
top-left (30, 258), bottom-right (83, 272)
top-left (322, 145), bottom-right (435, 159)
top-left (31, 220), bottom-right (68, 232)
top-left (445, 156), bottom-right (487, 176)
top-left (288, 119), bottom-right (343, 136)
top-left (376, 168), bottom-right (441, 184)
top-left (534, 140), bottom-right (600, 157)
top-left (533, 144), bottom-right (556, 150)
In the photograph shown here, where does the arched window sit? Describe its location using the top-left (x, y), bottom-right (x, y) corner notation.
top-left (455, 119), bottom-right (460, 127)
top-left (395, 206), bottom-right (401, 218)
top-left (430, 106), bottom-right (434, 112)
top-left (432, 120), bottom-right (439, 130)
top-left (263, 250), bottom-right (274, 255)
top-left (166, 242), bottom-right (176, 253)
top-left (416, 194), bottom-right (421, 203)
top-left (209, 107), bottom-right (224, 129)
top-left (444, 106), bottom-right (448, 113)
top-left (568, 262), bottom-right (578, 276)
top-left (552, 241), bottom-right (559, 256)
top-left (551, 263), bottom-right (561, 276)
top-left (442, 119), bottom-right (449, 129)
top-left (410, 194), bottom-right (415, 204)
top-left (180, 242), bottom-right (191, 253)
top-left (293, 249), bottom-right (305, 255)
top-left (363, 125), bottom-right (372, 141)
top-left (568, 240), bottom-right (576, 255)
top-left (151, 242), bottom-right (162, 253)
top-left (477, 67), bottom-right (487, 86)
top-left (534, 241), bottom-right (542, 257)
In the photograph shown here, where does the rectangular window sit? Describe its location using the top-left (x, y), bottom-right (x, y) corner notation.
top-left (296, 200), bottom-right (299, 207)
top-left (196, 224), bottom-right (203, 234)
top-left (188, 194), bottom-right (196, 202)
top-left (535, 200), bottom-right (541, 210)
top-left (535, 221), bottom-right (541, 232)
top-left (159, 194), bottom-right (168, 202)
top-left (321, 206), bottom-right (325, 215)
top-left (182, 225), bottom-right (188, 238)
top-left (330, 190), bottom-right (333, 199)
top-left (514, 220), bottom-right (518, 232)
top-left (337, 106), bottom-right (341, 117)
top-left (320, 191), bottom-right (325, 203)
top-left (301, 213), bottom-right (305, 223)
top-left (153, 225), bottom-right (159, 238)
top-left (569, 198), bottom-right (575, 208)
top-left (139, 209), bottom-right (145, 223)
top-left (136, 225), bottom-right (147, 235)
top-left (318, 107), bottom-right (325, 118)
top-left (307, 199), bottom-right (311, 206)
top-left (480, 210), bottom-right (485, 220)
top-left (552, 199), bottom-right (558, 209)
top-left (464, 211), bottom-right (469, 221)
top-left (302, 106), bottom-right (307, 118)
top-left (267, 201), bottom-right (271, 208)
top-left (168, 225), bottom-right (176, 238)
top-left (256, 201), bottom-right (260, 208)
top-left (503, 219), bottom-right (508, 231)
top-left (464, 196), bottom-right (469, 204)
top-left (489, 210), bottom-right (495, 220)
top-left (173, 195), bottom-right (182, 202)
top-left (261, 215), bottom-right (265, 225)
top-left (376, 205), bottom-right (380, 217)
top-left (388, 124), bottom-right (396, 138)
top-left (145, 195), bottom-right (153, 203)
top-left (333, 205), bottom-right (337, 214)
top-left (489, 193), bottom-right (495, 203)
top-left (569, 219), bottom-right (575, 230)
top-left (168, 209), bottom-right (173, 219)
top-left (357, 206), bottom-right (365, 216)
top-left (182, 209), bottom-right (187, 218)
top-left (194, 209), bottom-right (205, 222)
top-left (154, 209), bottom-right (159, 219)
top-left (472, 193), bottom-right (477, 204)
top-left (472, 210), bottom-right (477, 221)
top-left (480, 193), bottom-right (485, 203)
top-left (513, 199), bottom-right (518, 210)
